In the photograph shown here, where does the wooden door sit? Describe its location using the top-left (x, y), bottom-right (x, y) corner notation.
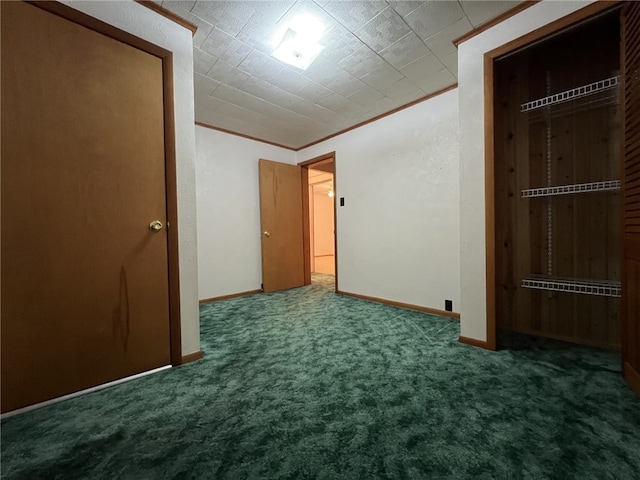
top-left (622, 1), bottom-right (640, 397)
top-left (258, 159), bottom-right (306, 292)
top-left (1, 1), bottom-right (171, 413)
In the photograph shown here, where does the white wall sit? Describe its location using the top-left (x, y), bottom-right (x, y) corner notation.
top-left (299, 88), bottom-right (460, 313)
top-left (195, 126), bottom-right (296, 300)
top-left (458, 0), bottom-right (596, 341)
top-left (64, 1), bottom-right (201, 355)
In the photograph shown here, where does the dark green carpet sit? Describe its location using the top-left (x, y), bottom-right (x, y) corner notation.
top-left (2, 273), bottom-right (639, 479)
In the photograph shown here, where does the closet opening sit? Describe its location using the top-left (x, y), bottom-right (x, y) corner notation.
top-left (491, 8), bottom-right (622, 350)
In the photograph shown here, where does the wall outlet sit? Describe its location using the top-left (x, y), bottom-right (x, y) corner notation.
top-left (445, 300), bottom-right (453, 312)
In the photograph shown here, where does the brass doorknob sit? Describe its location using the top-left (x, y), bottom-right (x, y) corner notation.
top-left (262, 231), bottom-right (270, 237)
top-left (149, 220), bottom-right (163, 232)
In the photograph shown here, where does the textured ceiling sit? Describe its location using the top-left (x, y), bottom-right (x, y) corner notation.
top-left (160, 1), bottom-right (523, 149)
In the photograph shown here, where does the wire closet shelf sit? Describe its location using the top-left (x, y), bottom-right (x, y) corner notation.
top-left (519, 74), bottom-right (621, 298)
top-left (521, 180), bottom-right (621, 198)
top-left (520, 75), bottom-right (620, 112)
top-left (521, 276), bottom-right (621, 297)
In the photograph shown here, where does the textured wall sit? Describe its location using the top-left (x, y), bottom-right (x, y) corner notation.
top-left (298, 89), bottom-right (460, 313)
top-left (457, 0), bottom-right (596, 341)
top-left (63, 1), bottom-right (201, 355)
top-left (195, 126), bottom-right (296, 300)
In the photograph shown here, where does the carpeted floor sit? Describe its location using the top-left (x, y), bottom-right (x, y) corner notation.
top-left (1, 273), bottom-right (639, 479)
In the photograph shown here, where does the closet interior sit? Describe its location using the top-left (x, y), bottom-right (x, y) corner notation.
top-left (493, 10), bottom-right (622, 349)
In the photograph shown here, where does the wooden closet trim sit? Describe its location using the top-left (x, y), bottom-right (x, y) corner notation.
top-left (482, 1), bottom-right (622, 352)
top-left (29, 0), bottom-right (184, 366)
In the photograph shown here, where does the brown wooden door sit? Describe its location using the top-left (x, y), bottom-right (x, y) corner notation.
top-left (258, 159), bottom-right (306, 292)
top-left (622, 1), bottom-right (640, 397)
top-left (1, 2), bottom-right (171, 413)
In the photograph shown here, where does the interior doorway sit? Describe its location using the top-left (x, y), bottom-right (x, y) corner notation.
top-left (299, 153), bottom-right (337, 291)
top-left (308, 167), bottom-right (335, 275)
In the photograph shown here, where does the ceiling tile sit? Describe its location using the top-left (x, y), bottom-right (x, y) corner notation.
top-left (333, 101), bottom-right (372, 123)
top-left (379, 77), bottom-right (424, 102)
top-left (400, 52), bottom-right (446, 86)
top-left (194, 92), bottom-right (223, 114)
top-left (235, 1), bottom-right (297, 54)
top-left (319, 23), bottom-right (364, 64)
top-left (193, 48), bottom-right (217, 75)
top-left (386, 1), bottom-right (423, 17)
top-left (243, 78), bottom-right (339, 126)
top-left (269, 68), bottom-right (317, 94)
top-left (460, 0), bottom-right (522, 27)
top-left (368, 95), bottom-right (399, 116)
top-left (194, 93), bottom-right (225, 125)
top-left (325, 72), bottom-right (367, 97)
top-left (160, 2), bottom-right (213, 48)
top-left (287, 101), bottom-right (346, 126)
top-left (378, 32), bottom-right (431, 69)
top-left (424, 17), bottom-right (473, 58)
top-left (360, 63), bottom-right (404, 90)
top-left (297, 82), bottom-right (334, 103)
top-left (239, 0), bottom-right (338, 57)
top-left (414, 68), bottom-right (457, 93)
top-left (211, 84), bottom-right (259, 109)
top-left (194, 73), bottom-right (221, 96)
top-left (321, 1), bottom-right (388, 31)
top-left (440, 51), bottom-right (458, 76)
top-left (317, 93), bottom-right (350, 112)
top-left (355, 6), bottom-right (411, 53)
top-left (162, 0), bottom-right (195, 12)
top-left (279, 0), bottom-right (338, 34)
top-left (337, 44), bottom-right (387, 79)
top-left (191, 1), bottom-right (256, 37)
top-left (322, 101), bottom-right (371, 126)
top-left (239, 76), bottom-right (295, 109)
top-left (348, 84), bottom-right (384, 107)
top-left (237, 50), bottom-right (285, 81)
top-left (194, 100), bottom-right (225, 127)
top-left (206, 61), bottom-right (251, 88)
top-left (403, 1), bottom-right (465, 40)
top-left (211, 88), bottom-right (327, 135)
top-left (302, 55), bottom-right (349, 86)
top-left (212, 101), bottom-right (272, 129)
top-left (190, 1), bottom-right (526, 148)
top-left (201, 27), bottom-right (253, 67)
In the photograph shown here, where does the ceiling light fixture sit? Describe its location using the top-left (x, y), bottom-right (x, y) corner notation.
top-left (271, 14), bottom-right (325, 71)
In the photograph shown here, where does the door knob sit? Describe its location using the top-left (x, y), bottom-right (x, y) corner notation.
top-left (262, 231), bottom-right (270, 237)
top-left (149, 220), bottom-right (163, 232)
